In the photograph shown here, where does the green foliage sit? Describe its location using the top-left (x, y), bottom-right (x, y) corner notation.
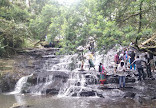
top-left (29, 4), bottom-right (60, 39)
top-left (97, 21), bottom-right (124, 51)
top-left (0, 19), bottom-right (30, 56)
top-left (1, 0), bottom-right (156, 56)
top-left (0, 0), bottom-right (10, 7)
top-left (0, 1), bottom-right (30, 57)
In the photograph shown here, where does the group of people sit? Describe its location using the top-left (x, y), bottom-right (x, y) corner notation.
top-left (113, 48), bottom-right (155, 88)
top-left (87, 48), bottom-right (155, 88)
top-left (81, 41), bottom-right (155, 88)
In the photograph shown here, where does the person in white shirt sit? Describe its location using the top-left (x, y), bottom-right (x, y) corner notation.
top-left (117, 60), bottom-right (126, 88)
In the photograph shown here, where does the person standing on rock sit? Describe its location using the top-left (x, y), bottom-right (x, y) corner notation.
top-left (117, 60), bottom-right (126, 88)
top-left (145, 54), bottom-right (153, 78)
top-left (99, 63), bottom-right (107, 85)
top-left (124, 49), bottom-right (129, 69)
top-left (114, 52), bottom-right (120, 73)
top-left (129, 50), bottom-right (136, 70)
top-left (88, 52), bottom-right (95, 70)
top-left (131, 56), bottom-right (146, 81)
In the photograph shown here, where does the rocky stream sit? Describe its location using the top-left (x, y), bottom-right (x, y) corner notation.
top-left (0, 48), bottom-right (156, 108)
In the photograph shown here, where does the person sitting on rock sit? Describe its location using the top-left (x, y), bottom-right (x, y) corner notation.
top-left (99, 63), bottom-right (107, 85)
top-left (117, 60), bottom-right (126, 88)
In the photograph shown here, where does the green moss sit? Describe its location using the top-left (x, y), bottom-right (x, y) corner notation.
top-left (0, 67), bottom-right (12, 71)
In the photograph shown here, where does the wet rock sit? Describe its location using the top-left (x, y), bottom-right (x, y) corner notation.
top-left (98, 85), bottom-right (118, 90)
top-left (0, 88), bottom-right (2, 93)
top-left (85, 75), bottom-right (98, 85)
top-left (27, 77), bottom-right (37, 85)
top-left (80, 91), bottom-right (96, 97)
top-left (10, 103), bottom-right (32, 108)
top-left (123, 92), bottom-right (136, 99)
top-left (97, 93), bottom-right (105, 98)
top-left (151, 78), bottom-right (155, 80)
top-left (71, 93), bottom-right (77, 97)
top-left (106, 77), bottom-right (118, 84)
top-left (137, 97), bottom-right (147, 104)
top-left (103, 75), bottom-right (136, 84)
top-left (45, 88), bottom-right (59, 95)
top-left (0, 74), bottom-right (17, 92)
top-left (125, 78), bottom-right (135, 83)
top-left (151, 95), bottom-right (156, 100)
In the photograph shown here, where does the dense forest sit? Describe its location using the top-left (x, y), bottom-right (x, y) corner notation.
top-left (0, 0), bottom-right (156, 56)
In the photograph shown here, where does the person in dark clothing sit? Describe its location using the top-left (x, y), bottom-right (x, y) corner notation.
top-left (129, 50), bottom-right (136, 70)
top-left (131, 56), bottom-right (146, 81)
top-left (49, 41), bottom-right (52, 47)
top-left (89, 40), bottom-right (95, 53)
top-left (145, 54), bottom-right (152, 78)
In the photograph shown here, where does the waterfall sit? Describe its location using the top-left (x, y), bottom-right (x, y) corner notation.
top-left (58, 70), bottom-right (99, 97)
top-left (10, 74), bottom-right (33, 94)
top-left (9, 47), bottom-right (126, 97)
top-left (31, 75), bottom-right (54, 95)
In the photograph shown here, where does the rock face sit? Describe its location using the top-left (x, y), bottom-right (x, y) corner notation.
top-left (0, 73), bottom-right (17, 92)
top-left (0, 48), bottom-right (59, 93)
top-left (124, 92), bottom-right (136, 99)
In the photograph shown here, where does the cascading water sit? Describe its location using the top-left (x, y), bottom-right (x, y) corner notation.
top-left (51, 55), bottom-right (79, 71)
top-left (58, 71), bottom-right (85, 97)
top-left (31, 75), bottom-right (54, 95)
top-left (11, 46), bottom-right (128, 98)
top-left (56, 46), bottom-right (126, 97)
top-left (10, 74), bottom-right (33, 94)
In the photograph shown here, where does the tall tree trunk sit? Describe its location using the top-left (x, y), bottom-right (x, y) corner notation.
top-left (135, 0), bottom-right (144, 47)
top-left (138, 0), bottom-right (143, 33)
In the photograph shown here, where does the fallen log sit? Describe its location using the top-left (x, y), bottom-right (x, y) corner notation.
top-left (140, 34), bottom-right (156, 47)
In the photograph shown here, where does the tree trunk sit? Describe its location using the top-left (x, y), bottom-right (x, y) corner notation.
top-left (135, 0), bottom-right (144, 47)
top-left (138, 0), bottom-right (143, 33)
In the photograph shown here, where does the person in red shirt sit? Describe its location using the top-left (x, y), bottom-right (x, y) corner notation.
top-left (114, 52), bottom-right (120, 73)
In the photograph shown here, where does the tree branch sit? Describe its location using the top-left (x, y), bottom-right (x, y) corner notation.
top-left (118, 8), bottom-right (150, 22)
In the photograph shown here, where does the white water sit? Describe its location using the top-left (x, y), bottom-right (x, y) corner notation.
top-left (10, 45), bottom-right (122, 97)
top-left (51, 55), bottom-right (78, 71)
top-left (10, 74), bottom-right (33, 94)
top-left (31, 75), bottom-right (54, 95)
top-left (50, 45), bottom-right (123, 74)
top-left (58, 70), bottom-right (100, 97)
top-left (55, 46), bottom-right (123, 97)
